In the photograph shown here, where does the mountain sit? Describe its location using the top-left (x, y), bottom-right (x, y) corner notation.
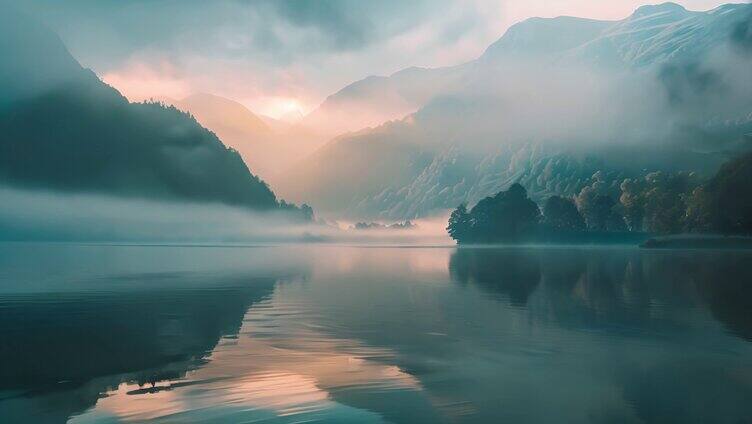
top-left (303, 2), bottom-right (751, 140)
top-left (301, 65), bottom-right (466, 137)
top-left (169, 93), bottom-right (272, 139)
top-left (0, 7), bottom-right (296, 212)
top-left (164, 93), bottom-right (275, 177)
top-left (481, 16), bottom-right (612, 59)
top-left (280, 121), bottom-right (431, 214)
top-left (279, 2), bottom-right (752, 219)
top-left (562, 3), bottom-right (751, 67)
top-left (0, 6), bottom-right (82, 107)
top-left (165, 93), bottom-right (324, 184)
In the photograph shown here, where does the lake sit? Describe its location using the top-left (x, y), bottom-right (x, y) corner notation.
top-left (1, 243), bottom-right (751, 423)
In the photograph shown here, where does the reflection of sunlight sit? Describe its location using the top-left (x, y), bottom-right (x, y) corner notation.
top-left (72, 382), bottom-right (187, 421)
top-left (71, 289), bottom-right (423, 422)
top-left (314, 246), bottom-right (453, 280)
top-left (408, 249), bottom-right (453, 275)
top-left (227, 372), bottom-right (329, 415)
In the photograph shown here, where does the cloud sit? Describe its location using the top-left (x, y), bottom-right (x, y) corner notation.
top-left (3, 0), bottom-right (734, 119)
top-left (8, 0), bottom-right (460, 63)
top-left (4, 0), bottom-right (496, 97)
top-left (255, 0), bottom-right (378, 50)
top-left (101, 59), bottom-right (193, 101)
top-left (0, 186), bottom-right (451, 244)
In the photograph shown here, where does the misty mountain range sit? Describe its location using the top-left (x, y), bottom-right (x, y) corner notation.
top-left (306, 2), bottom-right (751, 132)
top-left (273, 2), bottom-right (752, 219)
top-left (1, 3), bottom-right (751, 223)
top-left (0, 7), bottom-right (299, 213)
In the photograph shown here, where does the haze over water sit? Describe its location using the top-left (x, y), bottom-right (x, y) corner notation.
top-left (1, 243), bottom-right (751, 423)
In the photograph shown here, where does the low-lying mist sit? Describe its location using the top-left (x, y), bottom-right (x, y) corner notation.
top-left (0, 187), bottom-right (451, 244)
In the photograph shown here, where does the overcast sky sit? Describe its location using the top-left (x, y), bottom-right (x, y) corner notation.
top-left (7, 0), bottom-right (735, 118)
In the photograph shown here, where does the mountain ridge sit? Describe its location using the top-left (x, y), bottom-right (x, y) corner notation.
top-left (303, 1), bottom-right (751, 137)
top-left (279, 2), bottom-right (752, 219)
top-left (0, 7), bottom-right (306, 214)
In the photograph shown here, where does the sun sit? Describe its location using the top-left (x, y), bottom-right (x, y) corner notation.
top-left (262, 97), bottom-right (307, 122)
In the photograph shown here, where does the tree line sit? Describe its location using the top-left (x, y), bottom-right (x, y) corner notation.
top-left (447, 151), bottom-right (752, 244)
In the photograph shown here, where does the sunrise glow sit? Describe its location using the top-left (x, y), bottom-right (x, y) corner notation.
top-left (3, 1), bottom-right (752, 423)
top-left (252, 96), bottom-right (309, 121)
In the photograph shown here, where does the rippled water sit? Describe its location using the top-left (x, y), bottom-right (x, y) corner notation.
top-left (1, 243), bottom-right (751, 423)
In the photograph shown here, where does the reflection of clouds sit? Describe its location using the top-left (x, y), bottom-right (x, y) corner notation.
top-left (407, 248), bottom-right (452, 275)
top-left (238, 297), bottom-right (421, 393)
top-left (75, 382), bottom-right (187, 422)
top-left (221, 372), bottom-right (330, 415)
top-left (15, 246), bottom-right (752, 423)
top-left (313, 245), bottom-right (453, 281)
top-left (72, 289), bottom-right (422, 422)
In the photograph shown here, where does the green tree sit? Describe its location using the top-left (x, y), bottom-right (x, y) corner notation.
top-left (447, 203), bottom-right (472, 243)
top-left (577, 187), bottom-right (624, 231)
top-left (619, 178), bottom-right (646, 231)
top-left (684, 186), bottom-right (715, 233)
top-left (542, 195), bottom-right (585, 232)
top-left (619, 172), bottom-right (699, 234)
top-left (685, 152), bottom-right (752, 235)
top-left (464, 183), bottom-right (541, 243)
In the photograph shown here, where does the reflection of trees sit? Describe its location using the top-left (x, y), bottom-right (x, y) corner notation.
top-left (444, 248), bottom-right (752, 421)
top-left (689, 252), bottom-right (752, 342)
top-left (620, 251), bottom-right (752, 343)
top-left (0, 276), bottom-right (278, 421)
top-left (619, 359), bottom-right (752, 423)
top-left (449, 248), bottom-right (541, 306)
top-left (541, 250), bottom-right (749, 334)
top-left (616, 255), bottom-right (752, 421)
top-left (563, 252), bottom-right (656, 325)
top-left (449, 247), bottom-right (752, 344)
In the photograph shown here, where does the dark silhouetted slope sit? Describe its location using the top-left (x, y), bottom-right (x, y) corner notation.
top-left (0, 7), bottom-right (285, 210)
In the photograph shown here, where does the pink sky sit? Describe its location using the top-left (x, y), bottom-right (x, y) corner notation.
top-left (99, 0), bottom-right (734, 119)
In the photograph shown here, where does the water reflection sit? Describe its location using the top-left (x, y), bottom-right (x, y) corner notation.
top-left (689, 253), bottom-right (752, 342)
top-left (0, 276), bottom-right (279, 422)
top-left (0, 244), bottom-right (751, 423)
top-left (443, 248), bottom-right (752, 422)
top-left (448, 247), bottom-right (752, 342)
top-left (449, 248), bottom-right (541, 306)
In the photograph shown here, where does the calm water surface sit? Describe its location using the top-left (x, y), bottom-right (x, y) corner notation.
top-left (1, 243), bottom-right (751, 423)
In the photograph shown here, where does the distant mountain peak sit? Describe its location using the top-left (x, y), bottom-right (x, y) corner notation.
top-left (0, 5), bottom-right (84, 104)
top-left (390, 66), bottom-right (430, 78)
top-left (482, 15), bottom-right (611, 59)
top-left (169, 92), bottom-right (270, 132)
top-left (631, 2), bottom-right (688, 19)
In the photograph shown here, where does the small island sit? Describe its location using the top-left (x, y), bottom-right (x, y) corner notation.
top-left (350, 221), bottom-right (416, 231)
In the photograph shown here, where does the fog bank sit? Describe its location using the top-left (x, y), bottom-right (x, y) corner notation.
top-left (0, 187), bottom-right (451, 244)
